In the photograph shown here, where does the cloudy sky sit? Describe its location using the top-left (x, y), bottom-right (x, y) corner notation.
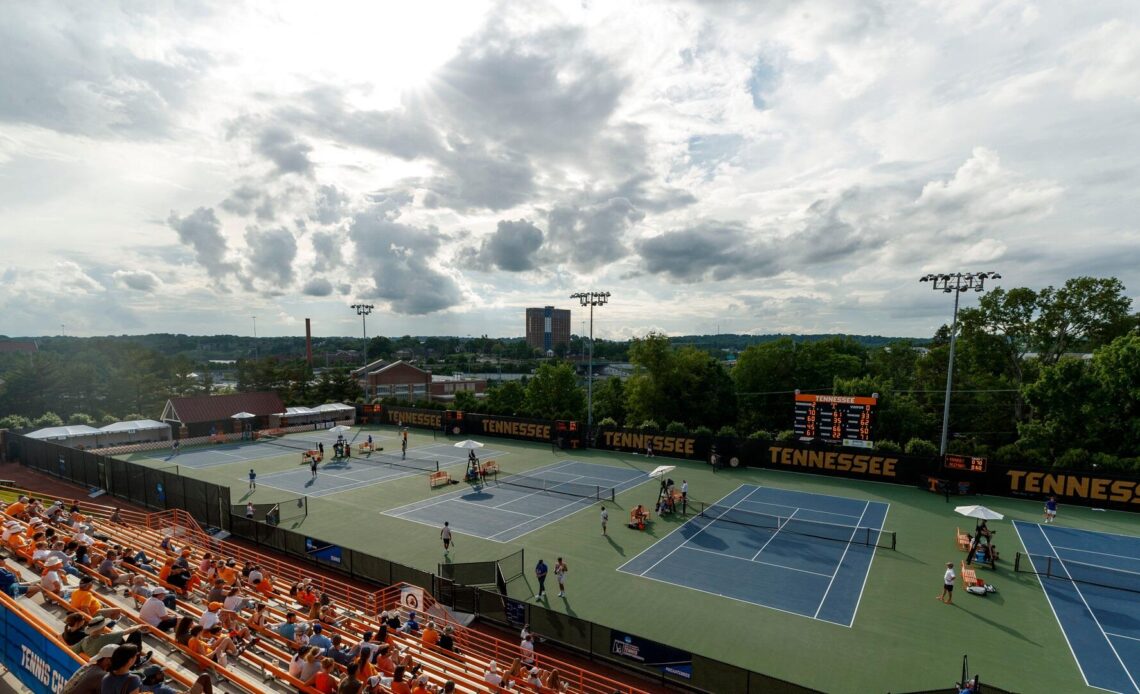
top-left (2, 1), bottom-right (1138, 340)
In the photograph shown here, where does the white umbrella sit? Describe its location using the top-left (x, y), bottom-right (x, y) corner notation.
top-left (453, 440), bottom-right (484, 449)
top-left (329, 425), bottom-right (352, 433)
top-left (231, 412), bottom-right (256, 419)
top-left (955, 505), bottom-right (1004, 521)
top-left (648, 465), bottom-right (676, 479)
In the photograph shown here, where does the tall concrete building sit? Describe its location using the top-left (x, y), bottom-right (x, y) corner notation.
top-left (525, 306), bottom-right (571, 353)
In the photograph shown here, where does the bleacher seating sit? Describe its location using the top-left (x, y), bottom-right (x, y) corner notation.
top-left (1, 487), bottom-right (649, 694)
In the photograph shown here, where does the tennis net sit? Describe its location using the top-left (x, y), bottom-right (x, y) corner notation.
top-left (492, 471), bottom-right (616, 502)
top-left (343, 452), bottom-right (439, 474)
top-left (260, 435), bottom-right (323, 453)
top-left (1014, 553), bottom-right (1140, 594)
top-left (693, 503), bottom-right (896, 550)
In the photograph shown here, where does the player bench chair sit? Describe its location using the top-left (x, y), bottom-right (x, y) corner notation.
top-left (956, 527), bottom-right (972, 551)
top-left (959, 560), bottom-right (985, 594)
top-left (429, 470), bottom-right (451, 488)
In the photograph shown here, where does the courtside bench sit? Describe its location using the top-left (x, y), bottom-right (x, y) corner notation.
top-left (430, 470), bottom-right (451, 488)
top-left (956, 527), bottom-right (972, 551)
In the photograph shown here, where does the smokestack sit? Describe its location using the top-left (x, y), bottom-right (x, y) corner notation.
top-left (305, 318), bottom-right (313, 367)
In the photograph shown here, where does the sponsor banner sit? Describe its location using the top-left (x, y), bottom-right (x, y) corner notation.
top-left (305, 537), bottom-right (343, 565)
top-left (609, 629), bottom-right (693, 680)
top-left (764, 445), bottom-right (902, 480)
top-left (383, 407), bottom-right (443, 431)
top-left (464, 413), bottom-right (554, 443)
top-left (596, 429), bottom-right (706, 460)
top-left (0, 600), bottom-right (80, 693)
top-left (1003, 468), bottom-right (1140, 509)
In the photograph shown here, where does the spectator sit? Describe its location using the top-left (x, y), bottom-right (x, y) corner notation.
top-left (58, 643), bottom-right (117, 694)
top-left (140, 587), bottom-right (178, 632)
top-left (69, 576), bottom-right (121, 621)
top-left (401, 611), bottom-right (420, 634)
top-left (100, 644), bottom-right (143, 694)
top-left (309, 623), bottom-right (333, 654)
top-left (483, 661), bottom-right (502, 688)
top-left (520, 633), bottom-right (535, 666)
top-left (312, 657), bottom-right (339, 694)
top-left (421, 620), bottom-right (440, 649)
top-left (138, 665), bottom-right (214, 694)
top-left (438, 626), bottom-right (458, 654)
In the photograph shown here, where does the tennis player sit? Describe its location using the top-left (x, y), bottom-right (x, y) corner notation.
top-left (440, 522), bottom-right (452, 555)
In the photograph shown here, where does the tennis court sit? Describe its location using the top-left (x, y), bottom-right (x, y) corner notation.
top-left (618, 484), bottom-right (891, 626)
top-left (1014, 521), bottom-right (1140, 693)
top-left (384, 460), bottom-right (649, 542)
top-left (137, 429), bottom-right (397, 469)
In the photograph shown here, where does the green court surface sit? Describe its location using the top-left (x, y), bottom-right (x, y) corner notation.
top-left (120, 426), bottom-right (1140, 692)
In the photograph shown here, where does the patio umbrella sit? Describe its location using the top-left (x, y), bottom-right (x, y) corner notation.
top-left (453, 440), bottom-right (484, 449)
top-left (231, 412), bottom-right (256, 419)
top-left (954, 505), bottom-right (1004, 521)
top-left (329, 425), bottom-right (352, 433)
top-left (648, 465), bottom-right (676, 479)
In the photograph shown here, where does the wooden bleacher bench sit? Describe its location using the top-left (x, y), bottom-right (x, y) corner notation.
top-left (956, 527), bottom-right (972, 551)
top-left (430, 470), bottom-right (452, 488)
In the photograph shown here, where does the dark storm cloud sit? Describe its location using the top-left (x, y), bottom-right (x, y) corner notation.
top-left (348, 209), bottom-right (461, 314)
top-left (243, 227), bottom-right (297, 285)
top-left (0, 4), bottom-right (211, 137)
top-left (167, 207), bottom-right (238, 279)
top-left (547, 197), bottom-right (645, 270)
top-left (301, 277), bottom-right (333, 297)
top-left (475, 219), bottom-right (545, 272)
top-left (311, 185), bottom-right (350, 225)
top-left (220, 184), bottom-right (261, 216)
top-left (255, 126), bottom-right (314, 176)
top-left (637, 223), bottom-right (779, 282)
top-left (310, 230), bottom-right (344, 272)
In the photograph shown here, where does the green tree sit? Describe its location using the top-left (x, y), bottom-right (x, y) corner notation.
top-left (524, 363), bottom-right (585, 420)
top-left (34, 411), bottom-right (64, 427)
top-left (1035, 276), bottom-right (1133, 363)
top-left (626, 333), bottom-right (737, 429)
top-left (67, 413), bottom-right (95, 426)
top-left (591, 377), bottom-right (626, 425)
top-left (453, 390), bottom-right (479, 412)
top-left (485, 381), bottom-right (527, 416)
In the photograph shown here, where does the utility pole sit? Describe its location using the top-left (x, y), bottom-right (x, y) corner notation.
top-left (351, 304), bottom-right (375, 367)
top-left (252, 316), bottom-right (258, 360)
top-left (570, 291), bottom-right (611, 427)
top-left (920, 272), bottom-right (1001, 455)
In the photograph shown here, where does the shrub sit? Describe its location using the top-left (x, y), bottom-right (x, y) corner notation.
top-left (67, 413), bottom-right (95, 426)
top-left (597, 417), bottom-right (618, 428)
top-left (747, 430), bottom-right (773, 444)
top-left (637, 419), bottom-right (660, 431)
top-left (904, 437), bottom-right (938, 457)
top-left (665, 421), bottom-right (687, 434)
top-left (716, 425), bottom-right (739, 438)
top-left (875, 440), bottom-right (902, 453)
top-left (33, 411), bottom-right (64, 428)
top-left (99, 414), bottom-right (118, 426)
top-left (0, 415), bottom-right (32, 430)
top-left (774, 430), bottom-right (798, 442)
top-left (692, 425), bottom-right (714, 437)
top-left (1054, 448), bottom-right (1093, 470)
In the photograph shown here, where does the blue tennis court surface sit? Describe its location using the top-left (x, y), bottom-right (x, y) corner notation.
top-left (618, 485), bottom-right (890, 626)
top-left (1014, 521), bottom-right (1140, 693)
top-left (384, 461), bottom-right (648, 543)
top-left (139, 430), bottom-right (397, 468)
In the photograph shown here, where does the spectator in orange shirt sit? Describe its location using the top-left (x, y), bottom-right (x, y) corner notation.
top-left (410, 673), bottom-right (432, 694)
top-left (421, 621), bottom-right (440, 649)
top-left (70, 576), bottom-right (123, 620)
top-left (187, 625), bottom-right (239, 667)
top-left (5, 497), bottom-right (29, 518)
top-left (312, 657), bottom-right (338, 693)
top-left (218, 560), bottom-right (239, 587)
top-left (389, 666), bottom-right (412, 694)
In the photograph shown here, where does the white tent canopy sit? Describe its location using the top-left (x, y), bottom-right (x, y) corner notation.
top-left (281, 406), bottom-right (315, 415)
top-left (313, 403), bottom-right (354, 413)
top-left (99, 419), bottom-right (169, 433)
top-left (26, 425), bottom-right (100, 440)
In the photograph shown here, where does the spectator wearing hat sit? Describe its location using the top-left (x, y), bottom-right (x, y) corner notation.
top-left (41, 556), bottom-right (67, 595)
top-left (69, 576), bottom-right (121, 620)
top-left (101, 644), bottom-right (143, 694)
top-left (140, 587), bottom-right (179, 632)
top-left (438, 625), bottom-right (458, 654)
top-left (139, 664), bottom-right (214, 694)
top-left (58, 643), bottom-right (117, 694)
top-left (483, 661), bottom-right (503, 688)
top-left (199, 602), bottom-right (223, 630)
top-left (61, 611), bottom-right (151, 660)
top-left (400, 611), bottom-right (420, 634)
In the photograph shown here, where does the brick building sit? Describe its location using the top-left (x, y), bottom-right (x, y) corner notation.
top-left (364, 361), bottom-right (432, 401)
top-left (525, 306), bottom-right (571, 353)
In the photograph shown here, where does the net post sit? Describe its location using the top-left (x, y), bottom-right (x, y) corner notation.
top-left (1014, 552), bottom-right (1021, 573)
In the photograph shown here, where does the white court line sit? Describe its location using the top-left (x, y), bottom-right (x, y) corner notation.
top-left (1040, 528), bottom-right (1140, 693)
top-left (679, 544), bottom-right (833, 578)
top-left (1108, 633), bottom-right (1140, 644)
top-left (750, 509), bottom-right (797, 560)
top-left (491, 473), bottom-right (591, 510)
top-left (639, 487), bottom-right (761, 577)
top-left (847, 502), bottom-right (891, 627)
top-left (813, 501), bottom-right (870, 620)
top-left (739, 498), bottom-right (863, 523)
top-left (384, 460), bottom-right (581, 517)
top-left (487, 486), bottom-right (605, 541)
top-left (1013, 523), bottom-right (1100, 693)
top-left (451, 498), bottom-right (534, 518)
top-left (1053, 545), bottom-right (1140, 564)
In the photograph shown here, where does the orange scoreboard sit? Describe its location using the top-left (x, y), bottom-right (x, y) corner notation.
top-left (793, 393), bottom-right (877, 448)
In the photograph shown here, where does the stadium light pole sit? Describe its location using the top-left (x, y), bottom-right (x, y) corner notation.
top-left (920, 272), bottom-right (1001, 456)
top-left (351, 304), bottom-right (375, 367)
top-left (570, 291), bottom-right (610, 428)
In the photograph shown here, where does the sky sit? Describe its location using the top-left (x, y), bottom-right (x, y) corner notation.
top-left (1, 0), bottom-right (1138, 341)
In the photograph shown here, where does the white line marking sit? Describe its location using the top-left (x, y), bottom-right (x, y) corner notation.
top-left (679, 544), bottom-right (833, 577)
top-left (1053, 545), bottom-right (1140, 564)
top-left (639, 487), bottom-right (761, 577)
top-left (1013, 522), bottom-right (1094, 691)
top-left (848, 502), bottom-right (890, 627)
top-left (814, 501), bottom-right (870, 619)
top-left (1039, 527), bottom-right (1140, 693)
top-left (750, 509), bottom-right (797, 560)
top-left (451, 498), bottom-right (534, 518)
top-left (738, 499), bottom-right (863, 523)
top-left (1107, 632), bottom-right (1140, 644)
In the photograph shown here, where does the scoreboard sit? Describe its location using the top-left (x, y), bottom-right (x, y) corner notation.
top-left (793, 393), bottom-right (877, 448)
top-left (944, 454), bottom-right (987, 472)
